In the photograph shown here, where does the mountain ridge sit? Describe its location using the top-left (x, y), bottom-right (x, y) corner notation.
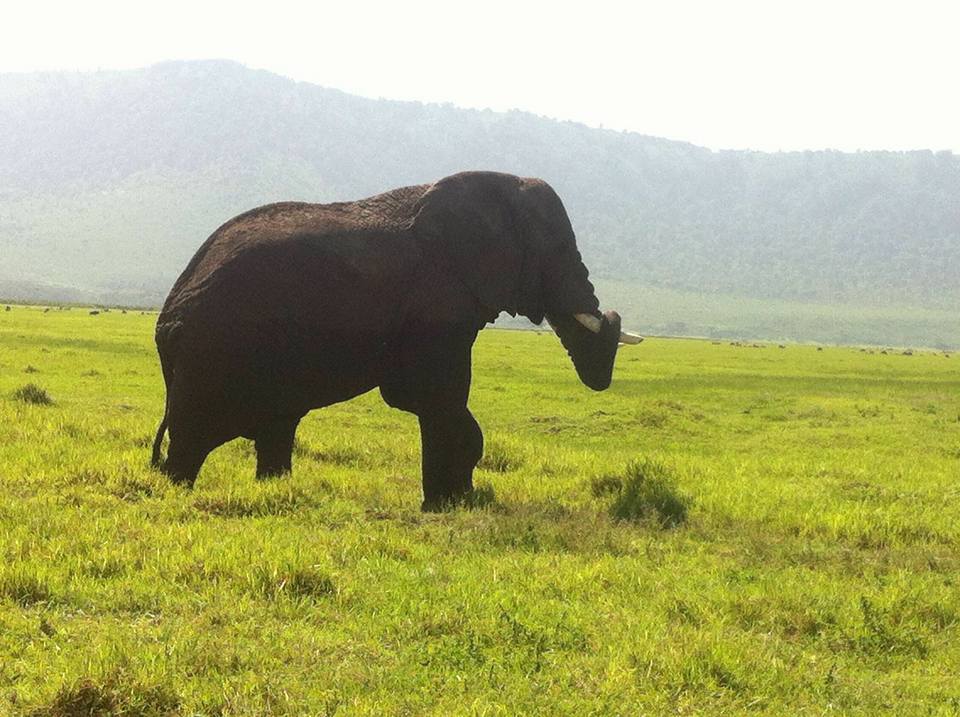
top-left (1, 60), bottom-right (957, 344)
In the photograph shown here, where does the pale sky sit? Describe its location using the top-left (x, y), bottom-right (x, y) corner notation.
top-left (2, 0), bottom-right (958, 152)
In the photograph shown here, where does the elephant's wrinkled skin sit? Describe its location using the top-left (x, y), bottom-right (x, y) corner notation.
top-left (152, 171), bottom-right (639, 509)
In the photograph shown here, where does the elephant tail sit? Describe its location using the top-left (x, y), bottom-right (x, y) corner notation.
top-left (152, 328), bottom-right (175, 468)
top-left (151, 409), bottom-right (168, 468)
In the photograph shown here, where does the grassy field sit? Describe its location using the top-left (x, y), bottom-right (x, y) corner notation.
top-left (592, 281), bottom-right (960, 351)
top-left (1, 306), bottom-right (959, 715)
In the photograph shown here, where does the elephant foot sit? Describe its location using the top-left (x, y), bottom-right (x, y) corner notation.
top-left (255, 466), bottom-right (291, 481)
top-left (164, 465), bottom-right (198, 489)
top-left (421, 484), bottom-right (498, 512)
top-left (421, 486), bottom-right (475, 513)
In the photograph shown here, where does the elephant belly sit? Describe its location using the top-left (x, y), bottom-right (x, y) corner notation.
top-left (266, 332), bottom-right (388, 413)
top-left (167, 317), bottom-right (391, 440)
top-left (162, 228), bottom-right (421, 435)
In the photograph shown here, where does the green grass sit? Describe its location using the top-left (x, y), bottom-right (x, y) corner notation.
top-left (1, 305), bottom-right (959, 715)
top-left (593, 280), bottom-right (960, 350)
top-left (10, 383), bottom-right (55, 406)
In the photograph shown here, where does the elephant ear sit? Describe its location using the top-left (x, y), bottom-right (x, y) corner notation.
top-left (411, 172), bottom-right (526, 322)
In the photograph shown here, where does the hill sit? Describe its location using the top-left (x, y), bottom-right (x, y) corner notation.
top-left (1, 60), bottom-right (957, 345)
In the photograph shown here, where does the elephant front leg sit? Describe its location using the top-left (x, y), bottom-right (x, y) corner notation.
top-left (418, 408), bottom-right (483, 511)
top-left (378, 324), bottom-right (483, 511)
top-left (255, 416), bottom-right (301, 478)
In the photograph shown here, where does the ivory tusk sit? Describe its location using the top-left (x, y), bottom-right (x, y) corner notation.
top-left (574, 313), bottom-right (603, 333)
top-left (619, 332), bottom-right (644, 345)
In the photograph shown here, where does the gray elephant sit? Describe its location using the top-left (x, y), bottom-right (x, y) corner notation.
top-left (152, 171), bottom-right (641, 509)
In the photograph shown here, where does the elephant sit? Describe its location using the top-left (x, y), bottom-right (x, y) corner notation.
top-left (151, 171), bottom-right (641, 510)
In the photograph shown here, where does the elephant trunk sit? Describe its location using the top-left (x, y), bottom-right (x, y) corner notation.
top-left (546, 310), bottom-right (628, 391)
top-left (541, 245), bottom-right (643, 390)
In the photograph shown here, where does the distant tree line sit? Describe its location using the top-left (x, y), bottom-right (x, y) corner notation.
top-left (0, 60), bottom-right (956, 311)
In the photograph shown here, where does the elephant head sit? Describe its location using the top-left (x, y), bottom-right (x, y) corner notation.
top-left (411, 171), bottom-right (641, 390)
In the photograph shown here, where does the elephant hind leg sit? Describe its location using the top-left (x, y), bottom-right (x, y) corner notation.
top-left (164, 434), bottom-right (214, 487)
top-left (255, 416), bottom-right (301, 479)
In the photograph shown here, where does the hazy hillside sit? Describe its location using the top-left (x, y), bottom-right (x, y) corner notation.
top-left (1, 60), bottom-right (958, 344)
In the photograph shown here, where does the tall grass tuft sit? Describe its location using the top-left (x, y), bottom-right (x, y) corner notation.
top-left (248, 563), bottom-right (336, 602)
top-left (27, 672), bottom-right (181, 717)
top-left (0, 569), bottom-right (54, 606)
top-left (608, 458), bottom-right (690, 526)
top-left (12, 383), bottom-right (55, 405)
top-left (478, 440), bottom-right (523, 473)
